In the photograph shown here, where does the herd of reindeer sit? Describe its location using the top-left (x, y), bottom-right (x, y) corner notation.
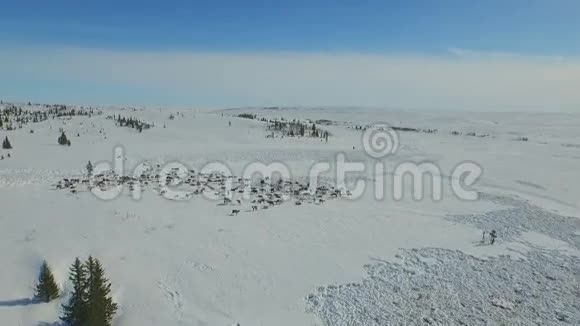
top-left (54, 165), bottom-right (351, 215)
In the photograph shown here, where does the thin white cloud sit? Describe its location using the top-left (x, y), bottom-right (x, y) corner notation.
top-left (448, 47), bottom-right (569, 61)
top-left (1, 47), bottom-right (579, 111)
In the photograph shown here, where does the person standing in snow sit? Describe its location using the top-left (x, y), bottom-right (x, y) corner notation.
top-left (490, 230), bottom-right (497, 244)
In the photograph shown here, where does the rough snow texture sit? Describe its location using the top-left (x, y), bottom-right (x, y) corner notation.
top-left (306, 247), bottom-right (580, 326)
top-left (306, 193), bottom-right (580, 325)
top-left (446, 193), bottom-right (580, 249)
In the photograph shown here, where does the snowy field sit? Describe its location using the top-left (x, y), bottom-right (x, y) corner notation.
top-left (1, 104), bottom-right (579, 325)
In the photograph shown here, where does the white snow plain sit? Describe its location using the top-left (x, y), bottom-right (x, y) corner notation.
top-left (0, 105), bottom-right (579, 325)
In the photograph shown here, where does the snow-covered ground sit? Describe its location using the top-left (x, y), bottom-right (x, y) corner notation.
top-left (1, 105), bottom-right (579, 325)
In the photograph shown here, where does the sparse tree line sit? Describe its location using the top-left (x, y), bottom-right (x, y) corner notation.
top-left (233, 113), bottom-right (268, 123)
top-left (33, 257), bottom-right (118, 326)
top-left (449, 130), bottom-right (530, 141)
top-left (236, 113), bottom-right (258, 120)
top-left (267, 119), bottom-right (330, 140)
top-left (315, 119), bottom-right (333, 125)
top-left (0, 105), bottom-right (49, 130)
top-left (107, 114), bottom-right (153, 132)
top-left (392, 126), bottom-right (437, 133)
top-left (450, 131), bottom-right (490, 138)
top-left (348, 124), bottom-right (437, 134)
top-left (47, 104), bottom-right (96, 118)
top-left (0, 102), bottom-right (99, 131)
top-left (230, 113), bottom-right (331, 140)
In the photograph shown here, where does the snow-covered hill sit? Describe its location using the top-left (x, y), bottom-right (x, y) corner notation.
top-left (1, 104), bottom-right (579, 325)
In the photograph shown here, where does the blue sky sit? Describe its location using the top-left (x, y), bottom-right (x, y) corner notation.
top-left (1, 1), bottom-right (579, 111)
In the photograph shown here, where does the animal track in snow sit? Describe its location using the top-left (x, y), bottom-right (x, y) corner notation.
top-left (157, 278), bottom-right (185, 322)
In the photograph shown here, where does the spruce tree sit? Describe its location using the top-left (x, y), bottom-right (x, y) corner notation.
top-left (86, 161), bottom-right (94, 177)
top-left (61, 258), bottom-right (88, 326)
top-left (58, 132), bottom-right (69, 146)
top-left (85, 256), bottom-right (118, 326)
top-left (34, 260), bottom-right (60, 302)
top-left (2, 136), bottom-right (11, 149)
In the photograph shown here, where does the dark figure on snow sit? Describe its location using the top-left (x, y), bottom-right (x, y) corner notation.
top-left (490, 230), bottom-right (497, 244)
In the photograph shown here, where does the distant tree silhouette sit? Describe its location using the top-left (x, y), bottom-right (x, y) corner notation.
top-left (2, 136), bottom-right (12, 149)
top-left (58, 132), bottom-right (70, 146)
top-left (86, 161), bottom-right (94, 177)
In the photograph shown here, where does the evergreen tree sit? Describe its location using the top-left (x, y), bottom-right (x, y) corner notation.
top-left (86, 161), bottom-right (94, 177)
top-left (58, 132), bottom-right (69, 146)
top-left (34, 260), bottom-right (60, 302)
top-left (61, 258), bottom-right (88, 326)
top-left (2, 136), bottom-right (11, 149)
top-left (85, 256), bottom-right (118, 326)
